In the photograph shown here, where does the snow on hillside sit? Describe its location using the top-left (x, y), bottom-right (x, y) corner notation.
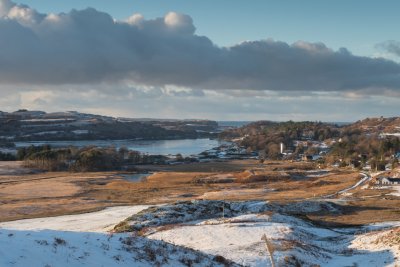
top-left (149, 214), bottom-right (284, 266)
top-left (114, 200), bottom-right (341, 233)
top-left (0, 229), bottom-right (236, 267)
top-left (1, 201), bottom-right (400, 266)
top-left (116, 200), bottom-right (273, 232)
top-left (0, 206), bottom-right (150, 232)
top-left (118, 200), bottom-right (399, 266)
top-left (147, 212), bottom-right (399, 266)
top-left (0, 205), bottom-right (237, 267)
top-left (351, 226), bottom-right (400, 262)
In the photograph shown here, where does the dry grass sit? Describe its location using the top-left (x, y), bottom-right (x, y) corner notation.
top-left (374, 227), bottom-right (400, 249)
top-left (308, 197), bottom-right (400, 226)
top-left (1, 160), bottom-right (400, 226)
top-left (236, 171), bottom-right (291, 183)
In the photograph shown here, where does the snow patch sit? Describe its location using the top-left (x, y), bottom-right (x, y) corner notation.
top-left (0, 229), bottom-right (236, 267)
top-left (0, 206), bottom-right (150, 232)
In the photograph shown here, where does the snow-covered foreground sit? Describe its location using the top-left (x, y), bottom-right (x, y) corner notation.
top-left (120, 200), bottom-right (400, 266)
top-left (0, 205), bottom-right (236, 267)
top-left (149, 214), bottom-right (285, 266)
top-left (0, 205), bottom-right (150, 232)
top-left (1, 201), bottom-right (400, 266)
top-left (148, 214), bottom-right (400, 266)
top-left (0, 229), bottom-right (236, 267)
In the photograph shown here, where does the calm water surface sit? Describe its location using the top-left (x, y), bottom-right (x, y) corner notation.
top-left (120, 173), bottom-right (152, 182)
top-left (15, 138), bottom-right (226, 156)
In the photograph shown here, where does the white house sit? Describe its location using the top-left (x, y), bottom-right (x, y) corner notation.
top-left (377, 177), bottom-right (400, 185)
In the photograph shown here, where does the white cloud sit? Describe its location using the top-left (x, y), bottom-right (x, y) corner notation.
top-left (0, 0), bottom-right (13, 17)
top-left (126, 13), bottom-right (144, 26)
top-left (164, 12), bottom-right (195, 34)
top-left (0, 0), bottom-right (398, 94)
top-left (0, 0), bottom-right (400, 120)
top-left (0, 83), bottom-right (397, 121)
top-left (7, 4), bottom-right (43, 25)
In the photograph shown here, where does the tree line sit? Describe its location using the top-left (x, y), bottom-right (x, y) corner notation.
top-left (325, 130), bottom-right (400, 169)
top-left (221, 120), bottom-right (400, 168)
top-left (220, 121), bottom-right (340, 160)
top-left (17, 145), bottom-right (168, 172)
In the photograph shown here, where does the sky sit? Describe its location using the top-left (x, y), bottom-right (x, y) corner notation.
top-left (1, 0), bottom-right (400, 121)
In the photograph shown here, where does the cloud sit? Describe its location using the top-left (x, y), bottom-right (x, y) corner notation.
top-left (126, 13), bottom-right (144, 26)
top-left (3, 84), bottom-right (399, 121)
top-left (163, 12), bottom-right (195, 34)
top-left (0, 0), bottom-right (400, 95)
top-left (377, 40), bottom-right (400, 57)
top-left (0, 0), bottom-right (13, 16)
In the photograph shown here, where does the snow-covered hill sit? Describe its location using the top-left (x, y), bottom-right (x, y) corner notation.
top-left (1, 201), bottom-right (399, 266)
top-left (0, 205), bottom-right (237, 267)
top-left (0, 229), bottom-right (237, 267)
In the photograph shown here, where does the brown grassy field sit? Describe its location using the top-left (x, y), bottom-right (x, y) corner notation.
top-left (1, 160), bottom-right (400, 226)
top-left (308, 185), bottom-right (400, 226)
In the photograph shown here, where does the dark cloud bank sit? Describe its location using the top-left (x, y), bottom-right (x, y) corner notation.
top-left (1, 0), bottom-right (400, 93)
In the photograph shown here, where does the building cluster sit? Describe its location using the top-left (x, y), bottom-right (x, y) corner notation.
top-left (376, 177), bottom-right (400, 186)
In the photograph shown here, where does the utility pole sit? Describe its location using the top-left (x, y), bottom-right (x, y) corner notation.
top-left (261, 234), bottom-right (275, 267)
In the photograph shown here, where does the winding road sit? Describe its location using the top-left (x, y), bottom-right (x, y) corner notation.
top-left (324, 172), bottom-right (371, 199)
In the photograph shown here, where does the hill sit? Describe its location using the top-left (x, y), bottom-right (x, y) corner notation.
top-left (0, 110), bottom-right (218, 143)
top-left (220, 117), bottom-right (400, 167)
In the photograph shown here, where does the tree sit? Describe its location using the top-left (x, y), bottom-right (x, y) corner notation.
top-left (267, 143), bottom-right (280, 160)
top-left (176, 153), bottom-right (184, 162)
top-left (0, 152), bottom-right (16, 161)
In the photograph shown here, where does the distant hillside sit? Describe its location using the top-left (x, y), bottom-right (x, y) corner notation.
top-left (219, 120), bottom-right (340, 159)
top-left (0, 110), bottom-right (218, 143)
top-left (343, 117), bottom-right (400, 135)
top-left (220, 117), bottom-right (400, 165)
top-left (220, 120), bottom-right (341, 141)
top-left (220, 117), bottom-right (400, 144)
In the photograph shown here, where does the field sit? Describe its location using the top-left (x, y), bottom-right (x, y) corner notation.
top-left (1, 160), bottom-right (400, 226)
top-left (2, 160), bottom-right (400, 266)
top-left (2, 200), bottom-right (399, 266)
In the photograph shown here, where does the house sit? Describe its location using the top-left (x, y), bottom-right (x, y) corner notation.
top-left (302, 154), bottom-right (321, 161)
top-left (350, 159), bottom-right (361, 169)
top-left (377, 177), bottom-right (400, 185)
top-left (312, 154), bottom-right (322, 161)
top-left (302, 155), bottom-right (313, 161)
top-left (385, 163), bottom-right (392, 171)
